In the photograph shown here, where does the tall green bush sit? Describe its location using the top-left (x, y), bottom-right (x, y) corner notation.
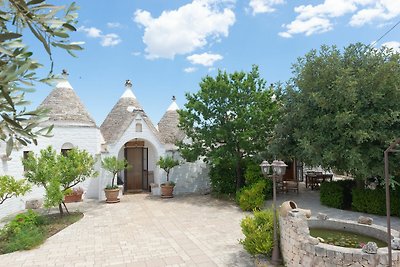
top-left (209, 160), bottom-right (237, 195)
top-left (240, 209), bottom-right (274, 256)
top-left (320, 180), bottom-right (356, 209)
top-left (244, 161), bottom-right (272, 199)
top-left (236, 180), bottom-right (266, 211)
top-left (352, 188), bottom-right (399, 216)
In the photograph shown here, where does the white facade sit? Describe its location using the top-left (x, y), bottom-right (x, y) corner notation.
top-left (0, 125), bottom-right (102, 219)
top-left (0, 78), bottom-right (210, 219)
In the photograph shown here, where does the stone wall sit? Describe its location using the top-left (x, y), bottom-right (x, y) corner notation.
top-left (0, 125), bottom-right (102, 219)
top-left (279, 211), bottom-right (400, 267)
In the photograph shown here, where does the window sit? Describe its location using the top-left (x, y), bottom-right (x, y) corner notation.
top-left (61, 149), bottom-right (72, 156)
top-left (136, 123), bottom-right (142, 132)
top-left (61, 142), bottom-right (74, 156)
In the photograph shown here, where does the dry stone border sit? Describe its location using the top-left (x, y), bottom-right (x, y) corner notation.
top-left (279, 208), bottom-right (400, 267)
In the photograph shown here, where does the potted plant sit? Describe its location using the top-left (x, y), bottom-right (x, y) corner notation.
top-left (157, 155), bottom-right (180, 198)
top-left (101, 156), bottom-right (129, 203)
top-left (64, 187), bottom-right (84, 203)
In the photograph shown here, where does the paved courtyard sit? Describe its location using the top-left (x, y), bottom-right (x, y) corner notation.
top-left (2, 184), bottom-right (400, 267)
top-left (0, 194), bottom-right (253, 267)
top-left (267, 183), bottom-right (400, 229)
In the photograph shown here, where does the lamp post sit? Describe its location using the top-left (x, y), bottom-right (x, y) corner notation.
top-left (260, 160), bottom-right (287, 265)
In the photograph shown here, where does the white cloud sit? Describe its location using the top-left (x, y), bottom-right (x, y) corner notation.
top-left (79, 26), bottom-right (121, 47)
top-left (131, 51), bottom-right (141, 56)
top-left (279, 17), bottom-right (332, 38)
top-left (350, 1), bottom-right (400, 26)
top-left (82, 27), bottom-right (102, 38)
top-left (101, 33), bottom-right (121, 47)
top-left (382, 41), bottom-right (400, 53)
top-left (249, 0), bottom-right (285, 15)
top-left (107, 22), bottom-right (123, 28)
top-left (184, 67), bottom-right (197, 73)
top-left (280, 0), bottom-right (400, 38)
top-left (187, 52), bottom-right (223, 66)
top-left (133, 0), bottom-right (235, 59)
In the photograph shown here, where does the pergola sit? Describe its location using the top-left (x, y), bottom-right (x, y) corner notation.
top-left (384, 138), bottom-right (400, 267)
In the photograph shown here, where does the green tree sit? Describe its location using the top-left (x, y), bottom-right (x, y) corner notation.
top-left (23, 146), bottom-right (97, 215)
top-left (0, 1), bottom-right (82, 155)
top-left (58, 148), bottom-right (98, 192)
top-left (178, 65), bottom-right (280, 191)
top-left (157, 156), bottom-right (180, 184)
top-left (101, 156), bottom-right (129, 189)
top-left (272, 43), bottom-right (400, 180)
top-left (0, 175), bottom-right (31, 205)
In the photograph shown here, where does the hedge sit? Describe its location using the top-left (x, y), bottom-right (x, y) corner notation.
top-left (320, 180), bottom-right (356, 209)
top-left (351, 188), bottom-right (400, 216)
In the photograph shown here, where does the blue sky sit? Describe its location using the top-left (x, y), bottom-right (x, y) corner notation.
top-left (29, 0), bottom-right (400, 126)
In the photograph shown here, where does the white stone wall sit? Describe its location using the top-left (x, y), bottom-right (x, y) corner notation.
top-left (102, 113), bottom-right (210, 197)
top-left (167, 161), bottom-right (210, 194)
top-left (0, 125), bottom-right (102, 219)
top-left (279, 211), bottom-right (400, 267)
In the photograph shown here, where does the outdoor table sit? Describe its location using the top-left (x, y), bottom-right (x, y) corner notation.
top-left (306, 173), bottom-right (333, 190)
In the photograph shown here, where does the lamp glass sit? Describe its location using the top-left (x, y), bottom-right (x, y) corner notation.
top-left (271, 160), bottom-right (288, 176)
top-left (259, 160), bottom-right (271, 175)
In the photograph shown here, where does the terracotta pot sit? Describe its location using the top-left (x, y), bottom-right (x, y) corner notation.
top-left (104, 188), bottom-right (120, 203)
top-left (279, 201), bottom-right (298, 217)
top-left (160, 184), bottom-right (175, 198)
top-left (64, 193), bottom-right (82, 203)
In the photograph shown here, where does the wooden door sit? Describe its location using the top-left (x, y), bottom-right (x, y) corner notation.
top-left (125, 148), bottom-right (142, 192)
top-left (124, 146), bottom-right (149, 193)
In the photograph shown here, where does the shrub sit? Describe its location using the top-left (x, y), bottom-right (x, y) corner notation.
top-left (244, 162), bottom-right (264, 185)
top-left (237, 180), bottom-right (266, 211)
top-left (4, 210), bottom-right (44, 236)
top-left (352, 188), bottom-right (400, 216)
top-left (240, 209), bottom-right (274, 256)
top-left (3, 225), bottom-right (44, 253)
top-left (244, 162), bottom-right (272, 200)
top-left (0, 210), bottom-right (45, 254)
top-left (320, 180), bottom-right (356, 209)
top-left (209, 161), bottom-right (236, 195)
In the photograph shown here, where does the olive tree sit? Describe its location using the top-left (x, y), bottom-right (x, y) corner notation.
top-left (0, 1), bottom-right (82, 155)
top-left (272, 43), bottom-right (400, 180)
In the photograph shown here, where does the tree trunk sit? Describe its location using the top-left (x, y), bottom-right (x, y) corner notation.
top-left (58, 203), bottom-right (64, 216)
top-left (235, 154), bottom-right (244, 191)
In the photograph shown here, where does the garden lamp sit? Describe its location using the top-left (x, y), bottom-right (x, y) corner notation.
top-left (271, 160), bottom-right (288, 176)
top-left (259, 160), bottom-right (271, 176)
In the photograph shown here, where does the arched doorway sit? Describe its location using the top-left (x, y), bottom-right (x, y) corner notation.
top-left (124, 139), bottom-right (149, 193)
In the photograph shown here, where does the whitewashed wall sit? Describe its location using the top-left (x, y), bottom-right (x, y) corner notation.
top-left (99, 114), bottom-right (164, 199)
top-left (0, 125), bottom-right (101, 219)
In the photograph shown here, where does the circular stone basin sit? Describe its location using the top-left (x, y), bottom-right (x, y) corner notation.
top-left (309, 227), bottom-right (387, 248)
top-left (308, 219), bottom-right (390, 248)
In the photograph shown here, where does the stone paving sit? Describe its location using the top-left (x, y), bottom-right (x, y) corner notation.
top-left (2, 183), bottom-right (400, 267)
top-left (266, 183), bottom-right (400, 229)
top-left (0, 194), bottom-right (253, 267)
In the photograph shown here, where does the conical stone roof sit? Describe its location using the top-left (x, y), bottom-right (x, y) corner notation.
top-left (100, 80), bottom-right (159, 144)
top-left (158, 96), bottom-right (185, 145)
top-left (39, 71), bottom-right (96, 127)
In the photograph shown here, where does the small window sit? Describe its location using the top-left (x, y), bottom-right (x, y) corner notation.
top-left (61, 142), bottom-right (74, 156)
top-left (61, 149), bottom-right (72, 156)
top-left (136, 123), bottom-right (142, 132)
